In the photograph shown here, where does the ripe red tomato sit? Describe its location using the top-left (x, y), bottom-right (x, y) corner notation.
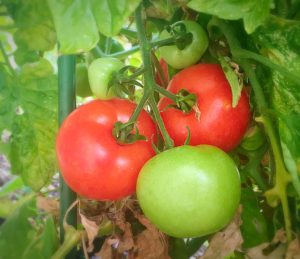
top-left (56, 99), bottom-right (156, 201)
top-left (158, 64), bottom-right (250, 151)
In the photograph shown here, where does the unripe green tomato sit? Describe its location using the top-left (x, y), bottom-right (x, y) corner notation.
top-left (76, 63), bottom-right (92, 97)
top-left (137, 145), bottom-right (241, 238)
top-left (159, 21), bottom-right (208, 69)
top-left (88, 57), bottom-right (124, 100)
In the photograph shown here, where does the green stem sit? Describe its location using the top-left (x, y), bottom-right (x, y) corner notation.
top-left (0, 41), bottom-right (15, 75)
top-left (151, 37), bottom-right (177, 48)
top-left (129, 92), bottom-right (150, 123)
top-left (51, 228), bottom-right (84, 259)
top-left (262, 116), bottom-right (292, 242)
top-left (120, 27), bottom-right (138, 40)
top-left (151, 52), bottom-right (168, 88)
top-left (239, 61), bottom-right (267, 111)
top-left (149, 96), bottom-right (174, 148)
top-left (134, 4), bottom-right (174, 149)
top-left (127, 67), bottom-right (146, 80)
top-left (94, 45), bottom-right (140, 59)
top-left (104, 37), bottom-right (113, 54)
top-left (235, 49), bottom-right (300, 84)
top-left (154, 85), bottom-right (177, 102)
top-left (93, 37), bottom-right (176, 59)
top-left (211, 17), bottom-right (293, 242)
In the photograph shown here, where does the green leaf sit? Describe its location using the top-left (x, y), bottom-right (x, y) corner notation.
top-left (0, 196), bottom-right (59, 259)
top-left (13, 47), bottom-right (40, 66)
top-left (0, 194), bottom-right (33, 218)
top-left (240, 188), bottom-right (269, 248)
top-left (252, 16), bottom-right (300, 196)
top-left (145, 0), bottom-right (176, 20)
top-left (243, 0), bottom-right (271, 34)
top-left (22, 216), bottom-right (59, 259)
top-left (0, 176), bottom-right (24, 198)
top-left (47, 0), bottom-right (99, 54)
top-left (0, 196), bottom-right (37, 258)
top-left (20, 58), bottom-right (54, 80)
top-left (279, 116), bottom-right (300, 197)
top-left (218, 56), bottom-right (243, 107)
top-left (11, 0), bottom-right (56, 51)
top-left (187, 0), bottom-right (271, 33)
top-left (0, 59), bottom-right (58, 191)
top-left (91, 0), bottom-right (141, 36)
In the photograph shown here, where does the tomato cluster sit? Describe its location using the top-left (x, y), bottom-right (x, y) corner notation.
top-left (56, 20), bottom-right (251, 238)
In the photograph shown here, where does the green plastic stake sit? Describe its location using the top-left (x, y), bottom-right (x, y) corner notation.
top-left (58, 55), bottom-right (78, 258)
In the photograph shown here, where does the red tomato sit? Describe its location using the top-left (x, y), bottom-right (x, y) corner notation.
top-left (56, 99), bottom-right (156, 201)
top-left (158, 64), bottom-right (250, 151)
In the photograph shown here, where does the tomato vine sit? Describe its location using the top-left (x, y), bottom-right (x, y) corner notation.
top-left (1, 0), bottom-right (300, 258)
top-left (208, 17), bottom-right (294, 242)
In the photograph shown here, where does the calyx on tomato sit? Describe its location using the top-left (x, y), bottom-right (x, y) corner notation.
top-left (158, 63), bottom-right (251, 151)
top-left (56, 99), bottom-right (156, 201)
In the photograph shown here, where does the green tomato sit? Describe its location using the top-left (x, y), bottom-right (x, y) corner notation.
top-left (76, 63), bottom-right (92, 97)
top-left (137, 145), bottom-right (241, 238)
top-left (159, 21), bottom-right (208, 69)
top-left (88, 57), bottom-right (124, 100)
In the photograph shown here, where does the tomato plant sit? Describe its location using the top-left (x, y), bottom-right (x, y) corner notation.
top-left (137, 145), bottom-right (240, 238)
top-left (1, 1), bottom-right (300, 258)
top-left (88, 57), bottom-right (124, 100)
top-left (159, 21), bottom-right (208, 69)
top-left (159, 63), bottom-right (251, 151)
top-left (56, 99), bottom-right (156, 200)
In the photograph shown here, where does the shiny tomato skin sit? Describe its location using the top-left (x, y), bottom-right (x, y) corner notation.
top-left (56, 99), bottom-right (156, 201)
top-left (158, 64), bottom-right (251, 151)
top-left (137, 145), bottom-right (241, 238)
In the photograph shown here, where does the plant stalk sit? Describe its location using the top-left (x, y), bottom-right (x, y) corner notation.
top-left (134, 4), bottom-right (174, 149)
top-left (58, 55), bottom-right (78, 257)
top-left (0, 41), bottom-right (15, 75)
top-left (210, 17), bottom-right (293, 242)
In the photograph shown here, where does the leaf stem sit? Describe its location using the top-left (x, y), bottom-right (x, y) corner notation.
top-left (210, 17), bottom-right (293, 242)
top-left (0, 41), bottom-right (15, 75)
top-left (148, 96), bottom-right (174, 148)
top-left (154, 85), bottom-right (177, 102)
top-left (151, 52), bottom-right (168, 88)
top-left (120, 27), bottom-right (138, 40)
top-left (51, 227), bottom-right (84, 259)
top-left (93, 37), bottom-right (177, 59)
top-left (235, 49), bottom-right (300, 84)
top-left (134, 4), bottom-right (174, 149)
top-left (93, 45), bottom-right (140, 59)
